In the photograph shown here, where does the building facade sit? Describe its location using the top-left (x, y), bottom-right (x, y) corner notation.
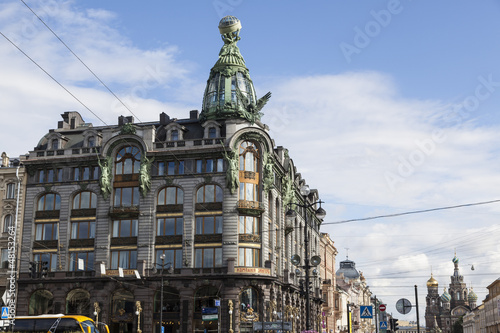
top-left (320, 233), bottom-right (338, 333)
top-left (484, 279), bottom-right (500, 333)
top-left (14, 16), bottom-right (327, 333)
top-left (425, 254), bottom-right (477, 333)
top-left (0, 153), bottom-right (26, 310)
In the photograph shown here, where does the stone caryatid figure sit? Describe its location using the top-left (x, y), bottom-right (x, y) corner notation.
top-left (139, 155), bottom-right (154, 197)
top-left (262, 152), bottom-right (274, 192)
top-left (98, 156), bottom-right (113, 199)
top-left (223, 148), bottom-right (239, 194)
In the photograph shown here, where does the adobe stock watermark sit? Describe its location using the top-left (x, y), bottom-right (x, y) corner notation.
top-left (384, 74), bottom-right (500, 192)
top-left (339, 0), bottom-right (407, 64)
top-left (8, 0), bottom-right (62, 46)
top-left (212, 0), bottom-right (243, 19)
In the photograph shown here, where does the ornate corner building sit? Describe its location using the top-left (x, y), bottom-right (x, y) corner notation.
top-left (425, 254), bottom-right (478, 333)
top-left (15, 16), bottom-right (327, 333)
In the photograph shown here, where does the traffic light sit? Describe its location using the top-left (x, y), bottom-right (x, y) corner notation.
top-left (41, 261), bottom-right (49, 278)
top-left (390, 319), bottom-right (399, 331)
top-left (29, 261), bottom-right (37, 278)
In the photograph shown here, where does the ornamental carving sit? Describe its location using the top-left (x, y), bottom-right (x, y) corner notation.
top-left (222, 148), bottom-right (239, 194)
top-left (98, 156), bottom-right (113, 199)
top-left (194, 234), bottom-right (222, 243)
top-left (238, 234), bottom-right (261, 243)
top-left (139, 155), bottom-right (154, 197)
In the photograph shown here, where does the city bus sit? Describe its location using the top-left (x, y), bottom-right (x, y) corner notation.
top-left (7, 314), bottom-right (109, 333)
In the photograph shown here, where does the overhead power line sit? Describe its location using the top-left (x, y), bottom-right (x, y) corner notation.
top-left (324, 199), bottom-right (500, 225)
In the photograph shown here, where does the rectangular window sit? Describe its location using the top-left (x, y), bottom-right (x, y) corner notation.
top-left (57, 168), bottom-right (63, 182)
top-left (112, 219), bottom-right (138, 237)
top-left (206, 159), bottom-right (214, 173)
top-left (196, 160), bottom-right (203, 173)
top-left (195, 248), bottom-right (222, 268)
top-left (6, 183), bottom-right (16, 199)
top-left (110, 250), bottom-right (137, 269)
top-left (113, 187), bottom-right (140, 207)
top-left (239, 216), bottom-right (260, 235)
top-left (37, 170), bottom-right (45, 183)
top-left (34, 253), bottom-right (58, 272)
top-left (3, 215), bottom-right (13, 233)
top-left (1, 249), bottom-right (9, 269)
top-left (35, 223), bottom-right (58, 241)
top-left (47, 169), bottom-right (54, 183)
top-left (167, 161), bottom-right (175, 175)
top-left (157, 162), bottom-right (165, 176)
top-left (71, 221), bottom-right (95, 239)
top-left (82, 167), bottom-right (90, 180)
top-left (157, 217), bottom-right (183, 236)
top-left (238, 248), bottom-right (261, 267)
top-left (216, 158), bottom-right (224, 172)
top-left (69, 251), bottom-right (94, 271)
top-left (92, 167), bottom-right (99, 180)
top-left (156, 249), bottom-right (182, 269)
top-left (178, 161), bottom-right (184, 175)
top-left (195, 216), bottom-right (223, 234)
top-left (73, 167), bottom-right (80, 181)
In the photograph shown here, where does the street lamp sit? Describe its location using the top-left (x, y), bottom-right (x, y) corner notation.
top-left (93, 302), bottom-right (100, 328)
top-left (287, 184), bottom-right (326, 332)
top-left (135, 301), bottom-right (143, 333)
top-left (158, 254), bottom-right (173, 333)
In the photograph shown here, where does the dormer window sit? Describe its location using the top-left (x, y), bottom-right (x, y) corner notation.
top-left (171, 130), bottom-right (179, 141)
top-left (208, 127), bottom-right (217, 138)
top-left (51, 139), bottom-right (59, 150)
top-left (88, 136), bottom-right (95, 147)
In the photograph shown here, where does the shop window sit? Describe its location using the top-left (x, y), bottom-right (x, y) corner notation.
top-left (110, 290), bottom-right (135, 333)
top-left (66, 289), bottom-right (91, 315)
top-left (29, 290), bottom-right (53, 315)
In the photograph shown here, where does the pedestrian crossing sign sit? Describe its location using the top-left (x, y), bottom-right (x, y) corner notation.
top-left (1, 307), bottom-right (8, 320)
top-left (360, 306), bottom-right (373, 318)
top-left (380, 321), bottom-right (388, 329)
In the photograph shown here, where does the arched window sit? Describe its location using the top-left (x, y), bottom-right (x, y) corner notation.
top-left (196, 184), bottom-right (223, 203)
top-left (66, 289), bottom-right (90, 315)
top-left (37, 193), bottom-right (61, 211)
top-left (239, 141), bottom-right (260, 202)
top-left (115, 146), bottom-right (141, 175)
top-left (239, 141), bottom-right (259, 172)
top-left (110, 290), bottom-right (135, 333)
top-left (29, 290), bottom-right (53, 315)
top-left (51, 139), bottom-right (59, 150)
top-left (73, 191), bottom-right (97, 209)
top-left (158, 187), bottom-right (184, 205)
top-left (87, 136), bottom-right (95, 148)
top-left (193, 286), bottom-right (219, 333)
top-left (3, 214), bottom-right (13, 233)
top-left (171, 130), bottom-right (179, 141)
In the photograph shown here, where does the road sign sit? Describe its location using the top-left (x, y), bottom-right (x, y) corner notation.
top-left (360, 306), bottom-right (373, 318)
top-left (1, 307), bottom-right (8, 320)
top-left (380, 321), bottom-right (387, 330)
top-left (214, 299), bottom-right (220, 307)
top-left (396, 298), bottom-right (412, 314)
top-left (379, 304), bottom-right (386, 312)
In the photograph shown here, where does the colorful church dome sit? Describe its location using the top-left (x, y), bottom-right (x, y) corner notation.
top-left (441, 288), bottom-right (451, 303)
top-left (468, 288), bottom-right (478, 303)
top-left (427, 274), bottom-right (438, 287)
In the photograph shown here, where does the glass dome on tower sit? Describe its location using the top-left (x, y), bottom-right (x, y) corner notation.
top-left (200, 16), bottom-right (271, 124)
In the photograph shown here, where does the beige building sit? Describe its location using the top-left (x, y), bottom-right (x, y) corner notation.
top-left (320, 233), bottom-right (338, 333)
top-left (484, 279), bottom-right (500, 333)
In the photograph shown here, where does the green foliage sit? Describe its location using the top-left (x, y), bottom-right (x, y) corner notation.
top-left (452, 315), bottom-right (463, 333)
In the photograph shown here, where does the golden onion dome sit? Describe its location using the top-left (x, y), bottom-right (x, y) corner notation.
top-left (427, 274), bottom-right (438, 287)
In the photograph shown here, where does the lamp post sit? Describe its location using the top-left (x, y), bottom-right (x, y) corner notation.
top-left (135, 301), bottom-right (143, 333)
top-left (93, 302), bottom-right (100, 328)
top-left (287, 184), bottom-right (326, 332)
top-left (158, 254), bottom-right (173, 333)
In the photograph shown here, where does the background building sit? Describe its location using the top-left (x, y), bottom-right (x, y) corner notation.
top-left (14, 16), bottom-right (326, 333)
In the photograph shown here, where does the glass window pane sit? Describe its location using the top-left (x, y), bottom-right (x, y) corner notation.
top-left (46, 194), bottom-right (54, 210)
top-left (158, 162), bottom-right (165, 175)
top-left (90, 193), bottom-right (97, 209)
top-left (132, 187), bottom-right (140, 206)
top-left (175, 250), bottom-right (182, 269)
top-left (130, 250), bottom-right (137, 269)
top-left (54, 194), bottom-right (61, 210)
top-left (205, 217), bottom-right (214, 234)
top-left (113, 221), bottom-right (119, 237)
top-left (120, 220), bottom-right (131, 237)
top-left (79, 222), bottom-right (89, 238)
top-left (121, 188), bottom-right (132, 206)
top-left (195, 249), bottom-right (202, 268)
top-left (71, 223), bottom-right (77, 239)
top-left (205, 185), bottom-right (214, 202)
top-left (114, 189), bottom-right (121, 206)
top-left (164, 218), bottom-right (175, 236)
top-left (196, 160), bottom-right (202, 173)
top-left (196, 188), bottom-right (203, 203)
top-left (217, 159), bottom-right (223, 172)
top-left (238, 248), bottom-right (244, 266)
top-left (89, 222), bottom-right (95, 238)
top-left (166, 187), bottom-right (176, 205)
top-left (44, 224), bottom-right (53, 240)
top-left (206, 160), bottom-right (214, 173)
top-left (215, 248), bottom-right (222, 267)
top-left (124, 159), bottom-right (133, 174)
top-left (204, 248), bottom-right (214, 268)
top-left (80, 192), bottom-right (90, 209)
top-left (158, 189), bottom-right (165, 205)
top-left (177, 189), bottom-right (184, 205)
top-left (157, 219), bottom-right (164, 236)
top-left (245, 152), bottom-right (254, 171)
top-left (132, 219), bottom-right (138, 236)
top-left (119, 251), bottom-right (129, 268)
top-left (111, 251), bottom-right (118, 269)
top-left (176, 218), bottom-right (183, 235)
top-left (216, 186), bottom-right (223, 202)
top-left (196, 217), bottom-right (203, 234)
top-left (178, 161), bottom-right (184, 175)
top-left (246, 248), bottom-right (252, 267)
top-left (215, 216), bottom-right (222, 234)
top-left (168, 162), bottom-right (175, 175)
top-left (35, 224), bottom-right (43, 240)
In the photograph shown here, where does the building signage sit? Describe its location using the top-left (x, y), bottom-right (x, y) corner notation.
top-left (253, 321), bottom-right (292, 331)
top-left (202, 307), bottom-right (218, 321)
top-left (234, 267), bottom-right (270, 275)
top-left (106, 269), bottom-right (136, 276)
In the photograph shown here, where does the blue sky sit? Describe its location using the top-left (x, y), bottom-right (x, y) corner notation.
top-left (2, 0), bottom-right (500, 323)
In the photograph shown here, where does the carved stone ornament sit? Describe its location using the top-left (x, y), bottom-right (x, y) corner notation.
top-left (98, 156), bottom-right (113, 199)
top-left (222, 147), bottom-right (239, 194)
top-left (139, 155), bottom-right (154, 197)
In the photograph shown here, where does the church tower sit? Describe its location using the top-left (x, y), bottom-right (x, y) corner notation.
top-left (425, 273), bottom-right (441, 332)
top-left (448, 254), bottom-right (468, 309)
